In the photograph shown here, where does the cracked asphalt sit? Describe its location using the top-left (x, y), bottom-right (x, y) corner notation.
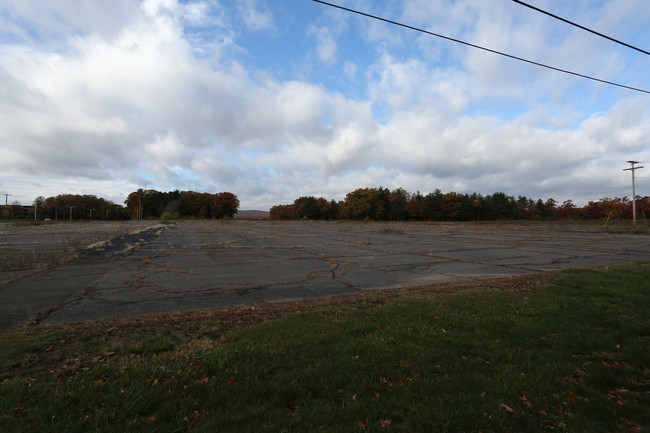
top-left (1, 220), bottom-right (649, 331)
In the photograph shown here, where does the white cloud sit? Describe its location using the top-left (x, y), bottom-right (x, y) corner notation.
top-left (308, 25), bottom-right (338, 65)
top-left (238, 0), bottom-right (274, 32)
top-left (343, 60), bottom-right (358, 78)
top-left (582, 99), bottom-right (650, 151)
top-left (1, 0), bottom-right (649, 211)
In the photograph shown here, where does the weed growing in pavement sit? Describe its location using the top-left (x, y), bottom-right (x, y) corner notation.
top-left (377, 226), bottom-right (405, 235)
top-left (0, 263), bottom-right (649, 432)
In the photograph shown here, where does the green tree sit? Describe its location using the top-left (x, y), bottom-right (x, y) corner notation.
top-left (423, 189), bottom-right (444, 220)
top-left (484, 192), bottom-right (517, 220)
top-left (388, 188), bottom-right (409, 221)
top-left (293, 196), bottom-right (320, 219)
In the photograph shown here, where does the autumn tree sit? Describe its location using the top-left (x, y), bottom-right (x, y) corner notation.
top-left (125, 189), bottom-right (239, 219)
top-left (1, 201), bottom-right (18, 219)
top-left (270, 187), bottom-right (648, 224)
top-left (517, 196), bottom-right (538, 220)
top-left (637, 196), bottom-right (650, 221)
top-left (599, 197), bottom-right (630, 219)
top-left (340, 188), bottom-right (389, 220)
top-left (408, 192), bottom-right (425, 220)
top-left (544, 198), bottom-right (558, 219)
top-left (442, 192), bottom-right (464, 221)
top-left (270, 204), bottom-right (293, 220)
top-left (11, 201), bottom-right (24, 218)
top-left (557, 200), bottom-right (578, 220)
top-left (216, 192), bottom-right (240, 218)
top-left (315, 197), bottom-right (332, 220)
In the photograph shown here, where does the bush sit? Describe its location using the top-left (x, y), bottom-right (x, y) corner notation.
top-left (160, 211), bottom-right (179, 222)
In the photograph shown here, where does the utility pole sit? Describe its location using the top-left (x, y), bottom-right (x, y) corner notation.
top-left (66, 205), bottom-right (77, 221)
top-left (2, 193), bottom-right (10, 206)
top-left (623, 161), bottom-right (644, 228)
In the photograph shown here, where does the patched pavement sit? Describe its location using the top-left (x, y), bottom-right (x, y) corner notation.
top-left (1, 221), bottom-right (649, 331)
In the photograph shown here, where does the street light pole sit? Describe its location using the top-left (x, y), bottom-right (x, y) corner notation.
top-left (623, 161), bottom-right (644, 228)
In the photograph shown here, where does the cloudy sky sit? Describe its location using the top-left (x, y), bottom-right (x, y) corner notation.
top-left (1, 0), bottom-right (649, 210)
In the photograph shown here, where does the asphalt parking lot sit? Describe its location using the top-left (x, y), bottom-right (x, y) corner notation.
top-left (1, 220), bottom-right (649, 331)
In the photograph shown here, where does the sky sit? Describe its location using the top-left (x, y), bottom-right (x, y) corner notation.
top-left (1, 0), bottom-right (649, 210)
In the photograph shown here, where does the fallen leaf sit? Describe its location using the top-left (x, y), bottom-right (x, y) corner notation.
top-left (286, 402), bottom-right (297, 414)
top-left (358, 421), bottom-right (366, 429)
top-left (500, 403), bottom-right (515, 414)
top-left (380, 419), bottom-right (392, 428)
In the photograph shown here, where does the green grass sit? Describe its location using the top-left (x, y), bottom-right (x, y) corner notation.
top-left (1, 263), bottom-right (649, 432)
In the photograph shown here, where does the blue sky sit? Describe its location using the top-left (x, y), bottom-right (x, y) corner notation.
top-left (1, 0), bottom-right (649, 209)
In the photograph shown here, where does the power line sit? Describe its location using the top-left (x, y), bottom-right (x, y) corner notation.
top-left (312, 0), bottom-right (650, 95)
top-left (512, 0), bottom-right (650, 56)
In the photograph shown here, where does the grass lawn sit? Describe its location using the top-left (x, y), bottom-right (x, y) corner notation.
top-left (1, 263), bottom-right (649, 432)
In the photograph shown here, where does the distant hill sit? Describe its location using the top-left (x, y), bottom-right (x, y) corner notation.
top-left (234, 210), bottom-right (269, 219)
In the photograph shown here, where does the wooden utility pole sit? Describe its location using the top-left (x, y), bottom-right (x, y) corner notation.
top-left (2, 193), bottom-right (10, 206)
top-left (66, 205), bottom-right (77, 221)
top-left (623, 160), bottom-right (644, 227)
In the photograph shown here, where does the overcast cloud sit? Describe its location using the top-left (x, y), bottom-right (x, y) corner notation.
top-left (1, 0), bottom-right (649, 209)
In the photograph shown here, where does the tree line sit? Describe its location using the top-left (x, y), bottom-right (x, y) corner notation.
top-left (1, 190), bottom-right (240, 220)
top-left (270, 187), bottom-right (650, 222)
top-left (124, 189), bottom-right (240, 220)
top-left (1, 194), bottom-right (128, 220)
